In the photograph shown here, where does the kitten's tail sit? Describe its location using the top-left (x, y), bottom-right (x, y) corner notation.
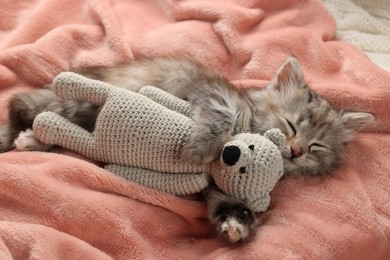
top-left (0, 125), bottom-right (17, 152)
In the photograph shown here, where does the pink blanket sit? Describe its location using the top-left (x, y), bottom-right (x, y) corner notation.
top-left (1, 0), bottom-right (389, 259)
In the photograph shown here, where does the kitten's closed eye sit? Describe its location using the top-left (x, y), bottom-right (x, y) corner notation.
top-left (285, 118), bottom-right (296, 136)
top-left (309, 142), bottom-right (327, 152)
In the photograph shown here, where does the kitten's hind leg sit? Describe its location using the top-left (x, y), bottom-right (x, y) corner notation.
top-left (0, 89), bottom-right (59, 152)
top-left (14, 129), bottom-right (53, 151)
top-left (0, 125), bottom-right (18, 152)
top-left (9, 89), bottom-right (59, 129)
top-left (204, 184), bottom-right (257, 243)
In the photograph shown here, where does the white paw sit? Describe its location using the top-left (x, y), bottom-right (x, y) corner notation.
top-left (220, 217), bottom-right (250, 243)
top-left (14, 129), bottom-right (52, 151)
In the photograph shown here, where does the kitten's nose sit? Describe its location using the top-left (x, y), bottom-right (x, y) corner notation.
top-left (222, 145), bottom-right (241, 166)
top-left (291, 146), bottom-right (303, 159)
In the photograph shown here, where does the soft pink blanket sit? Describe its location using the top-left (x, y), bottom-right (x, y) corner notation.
top-left (1, 0), bottom-right (389, 259)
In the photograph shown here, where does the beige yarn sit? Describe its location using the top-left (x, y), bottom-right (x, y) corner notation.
top-left (323, 0), bottom-right (390, 72)
top-left (33, 72), bottom-right (285, 212)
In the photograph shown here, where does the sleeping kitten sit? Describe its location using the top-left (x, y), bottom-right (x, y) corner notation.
top-left (0, 56), bottom-right (374, 243)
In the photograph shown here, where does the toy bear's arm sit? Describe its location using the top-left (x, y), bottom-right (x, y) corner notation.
top-left (33, 111), bottom-right (97, 158)
top-left (138, 86), bottom-right (192, 117)
top-left (106, 164), bottom-right (211, 196)
top-left (50, 72), bottom-right (120, 106)
top-left (53, 73), bottom-right (191, 116)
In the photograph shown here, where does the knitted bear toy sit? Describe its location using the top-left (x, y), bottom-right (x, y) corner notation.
top-left (33, 72), bottom-right (285, 212)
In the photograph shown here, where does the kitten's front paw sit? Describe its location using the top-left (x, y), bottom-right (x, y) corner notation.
top-left (181, 139), bottom-right (215, 164)
top-left (211, 201), bottom-right (257, 243)
top-left (14, 129), bottom-right (53, 151)
top-left (182, 130), bottom-right (231, 164)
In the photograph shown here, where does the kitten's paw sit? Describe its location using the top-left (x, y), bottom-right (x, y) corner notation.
top-left (14, 129), bottom-right (53, 151)
top-left (181, 141), bottom-right (215, 164)
top-left (182, 131), bottom-right (231, 164)
top-left (220, 216), bottom-right (250, 243)
top-left (211, 201), bottom-right (257, 243)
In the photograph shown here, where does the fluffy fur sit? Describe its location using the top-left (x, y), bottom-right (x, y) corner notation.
top-left (0, 56), bottom-right (374, 243)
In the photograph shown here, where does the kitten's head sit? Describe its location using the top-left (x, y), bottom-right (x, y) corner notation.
top-left (249, 56), bottom-right (374, 175)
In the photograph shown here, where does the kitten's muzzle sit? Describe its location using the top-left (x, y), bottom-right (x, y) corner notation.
top-left (222, 145), bottom-right (241, 166)
top-left (290, 146), bottom-right (303, 159)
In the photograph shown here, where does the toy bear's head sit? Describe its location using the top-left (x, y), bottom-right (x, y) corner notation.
top-left (211, 129), bottom-right (285, 212)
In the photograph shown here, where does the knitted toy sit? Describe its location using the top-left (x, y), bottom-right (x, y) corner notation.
top-left (33, 72), bottom-right (286, 212)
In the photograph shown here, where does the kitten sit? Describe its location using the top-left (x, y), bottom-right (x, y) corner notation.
top-left (0, 56), bottom-right (374, 243)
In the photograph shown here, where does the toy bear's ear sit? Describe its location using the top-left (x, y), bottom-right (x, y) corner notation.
top-left (264, 129), bottom-right (286, 151)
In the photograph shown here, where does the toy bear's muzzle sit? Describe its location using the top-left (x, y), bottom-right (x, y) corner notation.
top-left (222, 145), bottom-right (241, 166)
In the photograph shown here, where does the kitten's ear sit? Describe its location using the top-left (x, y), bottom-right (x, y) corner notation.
top-left (341, 112), bottom-right (374, 132)
top-left (268, 56), bottom-right (305, 91)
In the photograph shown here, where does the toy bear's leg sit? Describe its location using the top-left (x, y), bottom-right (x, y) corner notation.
top-left (51, 72), bottom-right (113, 106)
top-left (33, 111), bottom-right (96, 158)
top-left (106, 164), bottom-right (210, 196)
top-left (139, 86), bottom-right (192, 117)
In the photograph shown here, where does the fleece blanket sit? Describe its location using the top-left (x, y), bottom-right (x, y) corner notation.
top-left (323, 0), bottom-right (390, 72)
top-left (0, 0), bottom-right (389, 259)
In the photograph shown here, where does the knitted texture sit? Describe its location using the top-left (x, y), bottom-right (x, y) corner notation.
top-left (33, 72), bottom-right (285, 212)
top-left (34, 73), bottom-right (201, 174)
top-left (323, 0), bottom-right (390, 72)
top-left (212, 132), bottom-right (285, 212)
top-left (106, 164), bottom-right (211, 195)
top-left (138, 86), bottom-right (192, 117)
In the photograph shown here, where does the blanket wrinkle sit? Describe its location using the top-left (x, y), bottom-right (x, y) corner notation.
top-left (0, 222), bottom-right (113, 260)
top-left (86, 0), bottom-right (132, 65)
top-left (0, 0), bottom-right (390, 259)
top-left (172, 1), bottom-right (264, 68)
top-left (0, 0), bottom-right (131, 88)
top-left (0, 152), bottom-right (215, 259)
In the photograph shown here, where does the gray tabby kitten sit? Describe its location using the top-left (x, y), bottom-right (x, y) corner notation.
top-left (0, 56), bottom-right (373, 243)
